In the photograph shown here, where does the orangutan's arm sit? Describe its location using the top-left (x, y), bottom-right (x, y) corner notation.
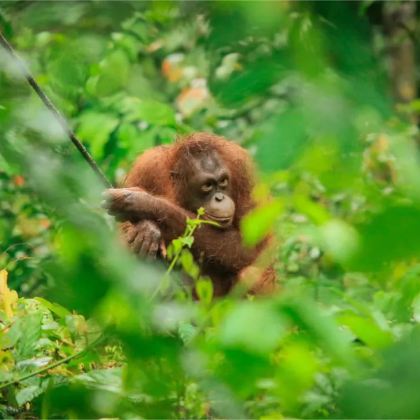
top-left (104, 188), bottom-right (259, 272)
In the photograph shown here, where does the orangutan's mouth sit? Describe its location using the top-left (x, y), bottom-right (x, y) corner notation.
top-left (206, 215), bottom-right (233, 228)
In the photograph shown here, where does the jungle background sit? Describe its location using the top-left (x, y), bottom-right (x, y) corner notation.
top-left (1, 1), bottom-right (420, 418)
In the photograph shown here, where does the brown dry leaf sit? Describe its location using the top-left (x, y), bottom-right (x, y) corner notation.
top-left (162, 55), bottom-right (184, 83)
top-left (12, 175), bottom-right (25, 187)
top-left (176, 84), bottom-right (209, 117)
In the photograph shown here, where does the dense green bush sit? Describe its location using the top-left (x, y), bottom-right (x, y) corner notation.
top-left (1, 2), bottom-right (420, 418)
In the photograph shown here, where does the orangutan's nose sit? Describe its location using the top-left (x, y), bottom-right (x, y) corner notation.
top-left (215, 193), bottom-right (224, 202)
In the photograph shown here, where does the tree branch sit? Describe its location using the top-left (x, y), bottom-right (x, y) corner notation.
top-left (0, 31), bottom-right (112, 188)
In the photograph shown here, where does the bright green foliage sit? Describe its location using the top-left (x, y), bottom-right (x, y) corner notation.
top-left (1, 1), bottom-right (420, 419)
top-left (155, 208), bottom-right (214, 300)
top-left (0, 274), bottom-right (118, 418)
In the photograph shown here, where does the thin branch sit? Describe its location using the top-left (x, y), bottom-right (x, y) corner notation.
top-left (0, 334), bottom-right (105, 390)
top-left (398, 21), bottom-right (418, 45)
top-left (0, 32), bottom-right (112, 188)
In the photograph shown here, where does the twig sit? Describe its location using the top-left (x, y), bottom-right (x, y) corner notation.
top-left (0, 32), bottom-right (112, 188)
top-left (150, 210), bottom-right (217, 300)
top-left (0, 334), bottom-right (105, 390)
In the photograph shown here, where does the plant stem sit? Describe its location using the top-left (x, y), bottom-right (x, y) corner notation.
top-left (0, 335), bottom-right (104, 390)
top-left (0, 32), bottom-right (112, 188)
top-left (150, 212), bottom-right (215, 300)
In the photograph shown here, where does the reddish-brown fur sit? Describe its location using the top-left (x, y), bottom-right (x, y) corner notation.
top-left (122, 133), bottom-right (276, 296)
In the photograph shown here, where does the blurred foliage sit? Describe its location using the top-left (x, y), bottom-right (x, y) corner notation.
top-left (1, 1), bottom-right (420, 418)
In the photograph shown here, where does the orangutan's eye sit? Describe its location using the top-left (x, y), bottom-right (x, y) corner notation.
top-left (219, 178), bottom-right (228, 188)
top-left (201, 183), bottom-right (213, 193)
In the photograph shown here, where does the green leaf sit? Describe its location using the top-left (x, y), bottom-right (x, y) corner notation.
top-left (195, 278), bottom-right (213, 304)
top-left (338, 312), bottom-right (393, 349)
top-left (137, 99), bottom-right (176, 126)
top-left (120, 97), bottom-right (176, 126)
top-left (47, 50), bottom-right (87, 94)
top-left (241, 199), bottom-right (283, 247)
top-left (180, 250), bottom-right (199, 279)
top-left (76, 111), bottom-right (119, 159)
top-left (210, 55), bottom-right (284, 107)
top-left (35, 297), bottom-right (71, 319)
top-left (92, 50), bottom-right (131, 96)
top-left (15, 380), bottom-right (46, 406)
top-left (281, 299), bottom-right (354, 364)
top-left (353, 205), bottom-right (420, 270)
top-left (116, 123), bottom-right (138, 150)
top-left (74, 367), bottom-right (123, 394)
top-left (180, 237), bottom-right (194, 248)
top-left (12, 312), bottom-right (43, 360)
top-left (218, 302), bottom-right (285, 354)
top-left (254, 109), bottom-right (307, 172)
top-left (178, 322), bottom-right (197, 344)
top-left (168, 238), bottom-right (183, 258)
top-left (319, 219), bottom-right (359, 265)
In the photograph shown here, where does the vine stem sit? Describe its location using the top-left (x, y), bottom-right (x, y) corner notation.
top-left (149, 219), bottom-right (199, 300)
top-left (0, 334), bottom-right (105, 390)
top-left (150, 210), bottom-right (218, 300)
top-left (0, 32), bottom-right (112, 188)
